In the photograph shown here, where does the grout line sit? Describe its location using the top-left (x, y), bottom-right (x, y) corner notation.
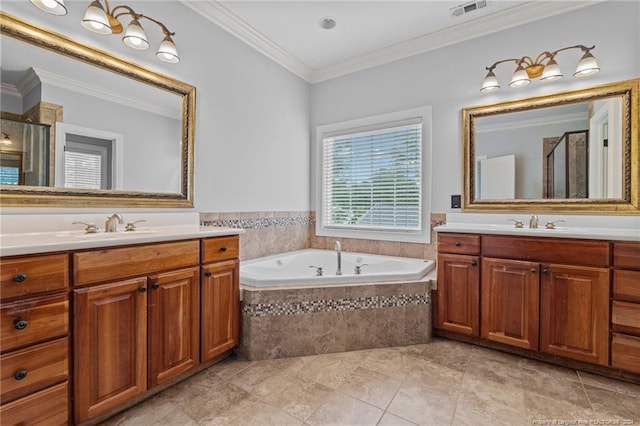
top-left (577, 369), bottom-right (598, 415)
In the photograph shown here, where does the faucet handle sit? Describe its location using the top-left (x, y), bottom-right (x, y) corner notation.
top-left (309, 265), bottom-right (324, 276)
top-left (354, 264), bottom-right (368, 275)
top-left (507, 219), bottom-right (524, 229)
top-left (545, 220), bottom-right (565, 229)
top-left (125, 220), bottom-right (146, 232)
top-left (72, 221), bottom-right (99, 234)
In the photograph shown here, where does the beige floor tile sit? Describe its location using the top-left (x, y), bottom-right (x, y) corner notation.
top-left (518, 357), bottom-right (581, 382)
top-left (524, 391), bottom-right (595, 423)
top-left (101, 394), bottom-right (179, 426)
top-left (454, 376), bottom-right (526, 426)
top-left (520, 367), bottom-right (592, 408)
top-left (305, 392), bottom-right (384, 426)
top-left (337, 366), bottom-right (403, 409)
top-left (376, 412), bottom-right (420, 426)
top-left (386, 377), bottom-right (459, 425)
top-left (154, 408), bottom-right (198, 425)
top-left (464, 354), bottom-right (523, 388)
top-left (359, 346), bottom-right (424, 380)
top-left (584, 384), bottom-right (640, 422)
top-left (229, 355), bottom-right (313, 392)
top-left (168, 381), bottom-right (253, 424)
top-left (205, 356), bottom-right (254, 381)
top-left (578, 371), bottom-right (640, 398)
top-left (419, 338), bottom-right (471, 372)
top-left (300, 349), bottom-right (370, 389)
top-left (226, 398), bottom-right (304, 426)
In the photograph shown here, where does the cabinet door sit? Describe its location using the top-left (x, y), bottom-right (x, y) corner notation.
top-left (436, 254), bottom-right (480, 336)
top-left (148, 267), bottom-right (200, 388)
top-left (74, 277), bottom-right (147, 423)
top-left (540, 264), bottom-right (609, 365)
top-left (201, 259), bottom-right (240, 362)
top-left (481, 258), bottom-right (540, 350)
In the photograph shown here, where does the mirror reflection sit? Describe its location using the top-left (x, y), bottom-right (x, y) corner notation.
top-left (475, 97), bottom-right (622, 200)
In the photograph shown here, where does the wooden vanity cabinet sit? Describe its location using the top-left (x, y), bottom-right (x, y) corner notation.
top-left (435, 234), bottom-right (480, 336)
top-left (201, 237), bottom-right (240, 362)
top-left (611, 242), bottom-right (640, 373)
top-left (0, 253), bottom-right (70, 425)
top-left (73, 241), bottom-right (201, 423)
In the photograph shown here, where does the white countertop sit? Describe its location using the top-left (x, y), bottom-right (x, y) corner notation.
top-left (0, 225), bottom-right (244, 257)
top-left (435, 222), bottom-right (640, 242)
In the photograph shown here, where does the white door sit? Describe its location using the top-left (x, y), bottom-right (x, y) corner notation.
top-left (480, 154), bottom-right (515, 199)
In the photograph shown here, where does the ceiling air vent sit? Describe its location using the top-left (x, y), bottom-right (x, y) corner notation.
top-left (450, 0), bottom-right (487, 18)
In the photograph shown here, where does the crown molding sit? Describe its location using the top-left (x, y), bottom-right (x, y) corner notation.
top-left (1, 82), bottom-right (23, 100)
top-left (31, 68), bottom-right (181, 119)
top-left (180, 0), bottom-right (313, 81)
top-left (476, 112), bottom-right (587, 134)
top-left (180, 0), bottom-right (602, 84)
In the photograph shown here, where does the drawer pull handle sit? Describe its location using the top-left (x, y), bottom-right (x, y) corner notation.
top-left (471, 260), bottom-right (478, 267)
top-left (139, 286), bottom-right (147, 293)
top-left (205, 272), bottom-right (212, 278)
top-left (454, 242), bottom-right (461, 247)
top-left (13, 273), bottom-right (28, 283)
top-left (220, 247), bottom-right (228, 252)
top-left (152, 283), bottom-right (160, 289)
top-left (543, 269), bottom-right (549, 274)
top-left (14, 320), bottom-right (28, 330)
top-left (531, 269), bottom-right (537, 274)
top-left (14, 370), bottom-right (28, 381)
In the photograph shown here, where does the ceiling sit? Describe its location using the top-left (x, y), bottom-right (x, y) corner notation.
top-left (181, 0), bottom-right (600, 83)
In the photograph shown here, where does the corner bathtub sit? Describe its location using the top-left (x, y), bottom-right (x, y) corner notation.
top-left (238, 249), bottom-right (435, 361)
top-left (240, 249), bottom-right (435, 288)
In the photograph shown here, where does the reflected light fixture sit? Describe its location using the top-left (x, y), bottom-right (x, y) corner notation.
top-left (1, 132), bottom-right (13, 146)
top-left (30, 0), bottom-right (179, 63)
top-left (480, 44), bottom-right (599, 93)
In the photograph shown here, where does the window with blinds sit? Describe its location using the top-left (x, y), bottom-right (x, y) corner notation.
top-left (316, 106), bottom-right (433, 244)
top-left (322, 121), bottom-right (422, 233)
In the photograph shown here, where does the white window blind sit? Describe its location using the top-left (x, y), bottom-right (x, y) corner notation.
top-left (64, 150), bottom-right (102, 189)
top-left (322, 120), bottom-right (422, 233)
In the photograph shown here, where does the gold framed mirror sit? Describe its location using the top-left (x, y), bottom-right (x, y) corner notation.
top-left (462, 78), bottom-right (639, 214)
top-left (0, 12), bottom-right (195, 208)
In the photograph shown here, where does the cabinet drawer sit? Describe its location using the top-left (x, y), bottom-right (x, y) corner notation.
top-left (613, 242), bottom-right (640, 269)
top-left (0, 253), bottom-right (69, 301)
top-left (0, 294), bottom-right (69, 353)
top-left (613, 270), bottom-right (640, 303)
top-left (611, 333), bottom-right (640, 374)
top-left (202, 236), bottom-right (239, 263)
top-left (437, 233), bottom-right (480, 255)
top-left (74, 240), bottom-right (200, 286)
top-left (612, 301), bottom-right (640, 336)
top-left (482, 235), bottom-right (610, 267)
top-left (0, 337), bottom-right (68, 403)
top-left (0, 381), bottom-right (68, 426)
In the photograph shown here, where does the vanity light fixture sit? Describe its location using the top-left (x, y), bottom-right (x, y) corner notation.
top-left (30, 0), bottom-right (179, 63)
top-left (1, 132), bottom-right (13, 146)
top-left (480, 44), bottom-right (599, 93)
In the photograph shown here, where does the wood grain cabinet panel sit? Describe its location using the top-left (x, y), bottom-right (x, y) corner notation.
top-left (201, 236), bottom-right (240, 263)
top-left (437, 233), bottom-right (480, 255)
top-left (613, 270), bottom-right (640, 303)
top-left (481, 258), bottom-right (540, 350)
top-left (0, 381), bottom-right (68, 426)
top-left (436, 253), bottom-right (480, 336)
top-left (611, 333), bottom-right (640, 374)
top-left (201, 259), bottom-right (240, 362)
top-left (148, 267), bottom-right (200, 388)
top-left (612, 301), bottom-right (640, 336)
top-left (0, 337), bottom-right (68, 404)
top-left (0, 293), bottom-right (68, 353)
top-left (613, 242), bottom-right (640, 269)
top-left (74, 277), bottom-right (148, 423)
top-left (540, 264), bottom-right (610, 365)
top-left (0, 253), bottom-right (69, 301)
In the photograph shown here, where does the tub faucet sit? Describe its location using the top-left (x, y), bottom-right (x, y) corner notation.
top-left (105, 213), bottom-right (124, 233)
top-left (334, 241), bottom-right (342, 276)
top-left (529, 214), bottom-right (538, 229)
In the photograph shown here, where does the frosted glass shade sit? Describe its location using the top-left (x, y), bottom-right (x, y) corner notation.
top-left (82, 1), bottom-right (112, 34)
top-left (480, 71), bottom-right (500, 92)
top-left (156, 35), bottom-right (180, 63)
top-left (30, 0), bottom-right (67, 15)
top-left (509, 65), bottom-right (530, 88)
top-left (574, 52), bottom-right (600, 77)
top-left (123, 19), bottom-right (150, 50)
top-left (541, 58), bottom-right (563, 82)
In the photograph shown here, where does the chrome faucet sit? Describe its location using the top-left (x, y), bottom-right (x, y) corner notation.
top-left (529, 214), bottom-right (538, 229)
top-left (105, 213), bottom-right (124, 233)
top-left (334, 241), bottom-right (342, 275)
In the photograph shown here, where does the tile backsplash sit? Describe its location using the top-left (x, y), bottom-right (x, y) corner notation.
top-left (200, 211), bottom-right (443, 261)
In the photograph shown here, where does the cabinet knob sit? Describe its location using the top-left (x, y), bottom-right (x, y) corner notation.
top-left (14, 370), bottom-right (28, 380)
top-left (152, 283), bottom-right (160, 289)
top-left (219, 247), bottom-right (228, 252)
top-left (542, 269), bottom-right (549, 274)
top-left (204, 272), bottom-right (212, 278)
top-left (530, 268), bottom-right (537, 274)
top-left (139, 286), bottom-right (147, 293)
top-left (471, 260), bottom-right (478, 267)
top-left (13, 273), bottom-right (28, 283)
top-left (454, 242), bottom-right (461, 247)
top-left (14, 320), bottom-right (28, 330)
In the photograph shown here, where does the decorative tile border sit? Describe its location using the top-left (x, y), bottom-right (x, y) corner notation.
top-left (243, 293), bottom-right (430, 317)
top-left (202, 215), bottom-right (314, 229)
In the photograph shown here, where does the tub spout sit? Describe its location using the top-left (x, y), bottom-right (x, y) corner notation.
top-left (334, 241), bottom-right (342, 275)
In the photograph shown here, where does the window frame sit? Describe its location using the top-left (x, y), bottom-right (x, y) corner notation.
top-left (315, 106), bottom-right (433, 243)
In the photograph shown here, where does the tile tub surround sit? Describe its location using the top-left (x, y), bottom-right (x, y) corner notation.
top-left (201, 211), bottom-right (312, 260)
top-left (238, 281), bottom-right (432, 361)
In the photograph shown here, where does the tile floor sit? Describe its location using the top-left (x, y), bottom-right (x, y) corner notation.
top-left (102, 338), bottom-right (640, 426)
